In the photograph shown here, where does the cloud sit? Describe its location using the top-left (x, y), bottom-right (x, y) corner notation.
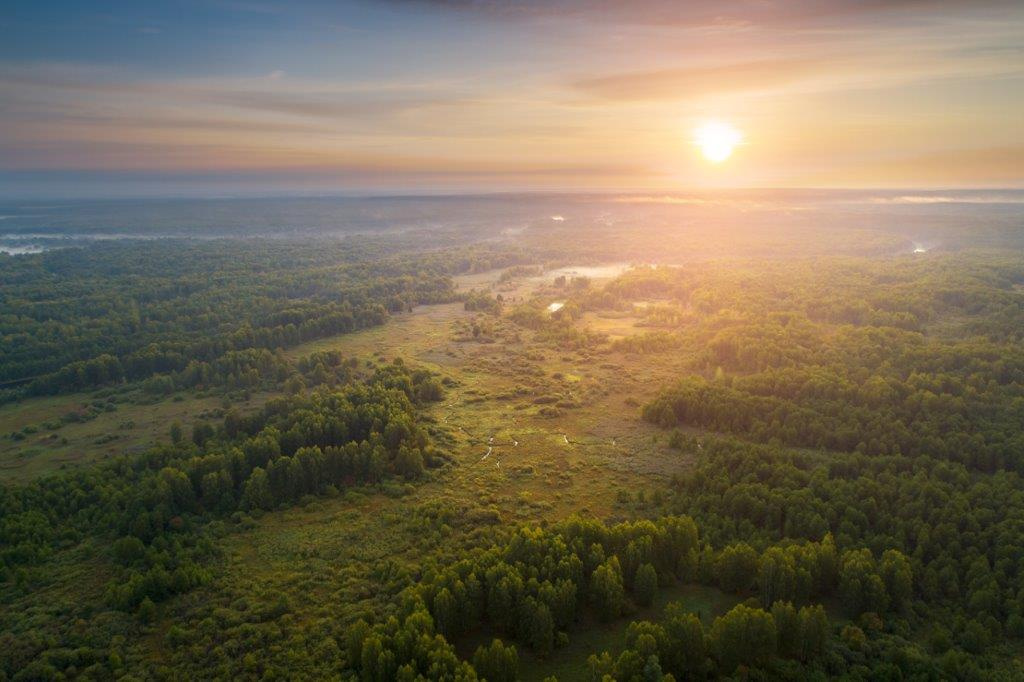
top-left (809, 147), bottom-right (1024, 186)
top-left (572, 47), bottom-right (1024, 102)
top-left (204, 89), bottom-right (472, 120)
top-left (575, 58), bottom-right (831, 101)
top-left (389, 0), bottom-right (1017, 29)
top-left (0, 64), bottom-right (475, 125)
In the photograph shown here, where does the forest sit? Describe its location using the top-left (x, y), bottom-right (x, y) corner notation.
top-left (2, 214), bottom-right (1024, 680)
top-left (0, 238), bottom-right (526, 398)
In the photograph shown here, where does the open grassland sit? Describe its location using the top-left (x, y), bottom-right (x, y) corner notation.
top-left (281, 266), bottom-right (695, 520)
top-left (0, 389), bottom-right (274, 482)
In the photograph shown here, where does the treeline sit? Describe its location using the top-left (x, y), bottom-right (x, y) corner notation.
top-left (1, 361), bottom-right (443, 639)
top-left (137, 347), bottom-right (359, 396)
top-left (463, 289), bottom-right (502, 314)
top-left (633, 261), bottom-right (1024, 472)
top-left (342, 515), bottom-right (918, 680)
top-left (27, 300), bottom-right (389, 396)
top-left (0, 239), bottom-right (535, 398)
top-left (589, 601), bottom-right (828, 680)
top-left (588, 256), bottom-right (1024, 357)
top-left (643, 349), bottom-right (1024, 471)
top-left (589, 256), bottom-right (1024, 337)
top-left (642, 360), bottom-right (1024, 469)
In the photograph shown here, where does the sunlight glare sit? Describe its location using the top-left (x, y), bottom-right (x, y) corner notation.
top-left (695, 121), bottom-right (742, 163)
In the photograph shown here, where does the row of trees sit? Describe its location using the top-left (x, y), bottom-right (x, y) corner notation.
top-left (586, 256), bottom-right (1024, 341)
top-left (590, 601), bottom-right (829, 680)
top-left (1, 238), bottom-right (536, 397)
top-left (1, 361), bottom-right (445, 621)
top-left (342, 597), bottom-right (827, 682)
top-left (620, 262), bottom-right (1024, 472)
top-left (343, 515), bottom-right (917, 679)
top-left (643, 361), bottom-right (1024, 471)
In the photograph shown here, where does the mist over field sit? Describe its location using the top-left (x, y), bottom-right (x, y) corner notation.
top-left (3, 189), bottom-right (1022, 251)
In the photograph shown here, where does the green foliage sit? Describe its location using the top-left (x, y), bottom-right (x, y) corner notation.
top-left (0, 239), bottom-right (473, 398)
top-left (716, 543), bottom-right (758, 594)
top-left (591, 557), bottom-right (626, 621)
top-left (169, 421), bottom-right (183, 444)
top-left (464, 290), bottom-right (502, 315)
top-left (634, 563), bottom-right (658, 607)
top-left (708, 604), bottom-right (777, 673)
top-left (472, 639), bottom-right (518, 682)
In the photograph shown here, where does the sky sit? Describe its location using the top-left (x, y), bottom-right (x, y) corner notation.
top-left (1, 0), bottom-right (1022, 197)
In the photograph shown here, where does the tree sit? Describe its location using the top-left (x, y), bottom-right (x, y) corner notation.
top-left (345, 620), bottom-right (371, 666)
top-left (433, 588), bottom-right (458, 637)
top-left (360, 635), bottom-right (396, 682)
top-left (662, 603), bottom-right (705, 679)
top-left (394, 445), bottom-right (425, 480)
top-left (612, 649), bottom-right (645, 681)
top-left (241, 467), bottom-right (274, 511)
top-left (519, 598), bottom-right (554, 655)
top-left (112, 536), bottom-right (146, 565)
top-left (414, 377), bottom-right (444, 403)
top-left (472, 639), bottom-right (518, 682)
top-left (635, 563), bottom-right (658, 607)
top-left (641, 654), bottom-right (664, 682)
top-left (716, 543), bottom-right (759, 594)
top-left (591, 557), bottom-right (625, 621)
top-left (541, 578), bottom-right (576, 630)
top-left (625, 621), bottom-right (667, 659)
top-left (708, 604), bottom-right (777, 674)
top-left (961, 619), bottom-right (989, 654)
top-left (137, 596), bottom-right (157, 624)
top-left (771, 601), bottom-right (800, 659)
top-left (758, 547), bottom-right (799, 608)
top-left (191, 421), bottom-right (214, 447)
top-left (797, 605), bottom-right (829, 661)
top-left (879, 549), bottom-right (912, 611)
top-left (587, 652), bottom-right (614, 680)
top-left (839, 549), bottom-right (888, 616)
top-left (170, 421), bottom-right (183, 445)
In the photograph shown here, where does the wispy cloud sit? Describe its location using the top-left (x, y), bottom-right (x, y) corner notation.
top-left (573, 49), bottom-right (1024, 101)
top-left (575, 58), bottom-right (832, 101)
top-left (391, 0), bottom-right (1018, 29)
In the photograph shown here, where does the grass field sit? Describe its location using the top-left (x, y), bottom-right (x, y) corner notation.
top-left (280, 265), bottom-right (696, 521)
top-left (0, 388), bottom-right (277, 482)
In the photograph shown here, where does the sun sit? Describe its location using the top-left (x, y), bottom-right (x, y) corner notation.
top-left (694, 121), bottom-right (742, 163)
